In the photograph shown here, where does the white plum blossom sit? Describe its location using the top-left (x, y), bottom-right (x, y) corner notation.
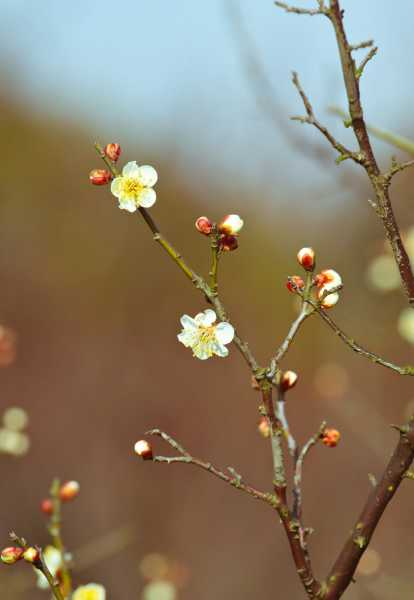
top-left (35, 546), bottom-right (62, 589)
top-left (177, 309), bottom-right (235, 360)
top-left (218, 214), bottom-right (244, 235)
top-left (72, 583), bottom-right (106, 600)
top-left (111, 161), bottom-right (157, 213)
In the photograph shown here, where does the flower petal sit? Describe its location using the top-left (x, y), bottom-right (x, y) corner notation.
top-left (215, 322), bottom-right (234, 345)
top-left (213, 342), bottom-right (229, 357)
top-left (122, 161), bottom-right (139, 177)
top-left (119, 198), bottom-right (137, 213)
top-left (138, 188), bottom-right (156, 208)
top-left (180, 315), bottom-right (197, 330)
top-left (110, 177), bottom-right (123, 198)
top-left (136, 165), bottom-right (158, 187)
top-left (200, 309), bottom-right (217, 326)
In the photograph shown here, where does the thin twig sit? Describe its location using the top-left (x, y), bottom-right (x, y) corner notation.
top-left (274, 1), bottom-right (326, 16)
top-left (349, 39), bottom-right (374, 52)
top-left (293, 422), bottom-right (326, 521)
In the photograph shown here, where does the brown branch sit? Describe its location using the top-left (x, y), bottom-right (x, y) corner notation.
top-left (293, 422), bottom-right (326, 521)
top-left (323, 418), bottom-right (414, 599)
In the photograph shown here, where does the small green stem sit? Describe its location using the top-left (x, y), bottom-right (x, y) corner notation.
top-left (49, 480), bottom-right (72, 597)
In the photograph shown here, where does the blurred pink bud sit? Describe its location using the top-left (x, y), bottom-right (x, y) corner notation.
top-left (258, 417), bottom-right (270, 438)
top-left (40, 499), bottom-right (53, 515)
top-left (218, 214), bottom-right (244, 235)
top-left (195, 216), bottom-right (213, 235)
top-left (0, 326), bottom-right (17, 367)
top-left (219, 234), bottom-right (238, 252)
top-left (89, 169), bottom-right (112, 185)
top-left (322, 428), bottom-right (341, 447)
top-left (1, 547), bottom-right (24, 565)
top-left (104, 143), bottom-right (121, 162)
top-left (134, 439), bottom-right (153, 460)
top-left (286, 276), bottom-right (304, 293)
top-left (297, 247), bottom-right (315, 271)
top-left (280, 370), bottom-right (298, 392)
top-left (59, 481), bottom-right (80, 502)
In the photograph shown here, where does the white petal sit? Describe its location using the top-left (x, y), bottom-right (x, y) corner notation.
top-left (119, 198), bottom-right (137, 213)
top-left (177, 332), bottom-right (192, 347)
top-left (213, 343), bottom-right (229, 357)
top-left (200, 309), bottom-right (217, 326)
top-left (138, 188), bottom-right (156, 208)
top-left (215, 322), bottom-right (235, 345)
top-left (193, 346), bottom-right (210, 360)
top-left (180, 315), bottom-right (197, 330)
top-left (136, 165), bottom-right (158, 187)
top-left (110, 177), bottom-right (123, 198)
top-left (122, 161), bottom-right (140, 177)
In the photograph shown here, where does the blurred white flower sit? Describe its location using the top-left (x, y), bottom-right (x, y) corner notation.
top-left (398, 308), bottom-right (414, 344)
top-left (142, 581), bottom-right (177, 600)
top-left (111, 161), bottom-right (157, 212)
top-left (367, 254), bottom-right (400, 292)
top-left (177, 309), bottom-right (234, 360)
top-left (35, 546), bottom-right (62, 589)
top-left (72, 583), bottom-right (106, 600)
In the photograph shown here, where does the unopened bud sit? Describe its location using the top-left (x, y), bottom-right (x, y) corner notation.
top-left (195, 216), bottom-right (213, 236)
top-left (219, 234), bottom-right (238, 252)
top-left (89, 169), bottom-right (112, 185)
top-left (1, 547), bottom-right (24, 565)
top-left (314, 269), bottom-right (342, 290)
top-left (250, 375), bottom-right (260, 391)
top-left (40, 499), bottom-right (53, 515)
top-left (104, 143), bottom-right (121, 162)
top-left (218, 214), bottom-right (244, 236)
top-left (297, 247), bottom-right (315, 271)
top-left (134, 439), bottom-right (153, 460)
top-left (280, 370), bottom-right (298, 392)
top-left (286, 276), bottom-right (304, 293)
top-left (258, 417), bottom-right (270, 438)
top-left (23, 547), bottom-right (40, 564)
top-left (322, 428), bottom-right (341, 447)
top-left (59, 481), bottom-right (80, 502)
top-left (319, 290), bottom-right (340, 309)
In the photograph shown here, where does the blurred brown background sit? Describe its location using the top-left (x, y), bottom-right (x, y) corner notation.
top-left (1, 1), bottom-right (414, 599)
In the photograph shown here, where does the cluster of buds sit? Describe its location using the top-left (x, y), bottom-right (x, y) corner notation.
top-left (286, 247), bottom-right (342, 309)
top-left (89, 142), bottom-right (121, 186)
top-left (195, 214), bottom-right (244, 252)
top-left (134, 439), bottom-right (153, 460)
top-left (1, 545), bottom-right (40, 566)
top-left (321, 428), bottom-right (341, 448)
top-left (40, 480), bottom-right (80, 515)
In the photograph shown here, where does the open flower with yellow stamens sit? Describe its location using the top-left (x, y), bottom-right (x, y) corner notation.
top-left (72, 583), bottom-right (106, 600)
top-left (111, 161), bottom-right (157, 213)
top-left (177, 309), bottom-right (234, 360)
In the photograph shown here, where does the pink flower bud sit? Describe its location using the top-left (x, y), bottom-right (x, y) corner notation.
top-left (40, 499), bottom-right (53, 515)
top-left (22, 547), bottom-right (40, 564)
top-left (219, 234), bottom-right (238, 252)
top-left (314, 269), bottom-right (342, 289)
top-left (258, 417), bottom-right (270, 438)
top-left (280, 370), bottom-right (298, 392)
top-left (195, 216), bottom-right (213, 235)
top-left (1, 547), bottom-right (24, 565)
top-left (89, 169), bottom-right (112, 185)
top-left (286, 276), bottom-right (304, 293)
top-left (218, 214), bottom-right (244, 235)
top-left (104, 143), bottom-right (121, 162)
top-left (322, 428), bottom-right (341, 447)
top-left (134, 439), bottom-right (153, 460)
top-left (59, 481), bottom-right (80, 502)
top-left (297, 247), bottom-right (315, 271)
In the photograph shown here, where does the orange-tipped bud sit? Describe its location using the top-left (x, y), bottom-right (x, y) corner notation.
top-left (59, 481), bottom-right (80, 502)
top-left (258, 417), bottom-right (270, 438)
top-left (22, 547), bottom-right (40, 564)
top-left (40, 499), bottom-right (53, 515)
top-left (219, 234), bottom-right (238, 252)
top-left (104, 143), bottom-right (121, 162)
top-left (1, 547), bottom-right (24, 565)
top-left (297, 247), bottom-right (315, 271)
top-left (89, 169), bottom-right (112, 185)
top-left (218, 214), bottom-right (244, 235)
top-left (280, 370), bottom-right (298, 392)
top-left (322, 428), bottom-right (341, 447)
top-left (286, 276), bottom-right (304, 293)
top-left (195, 216), bottom-right (213, 235)
top-left (314, 269), bottom-right (342, 289)
top-left (134, 439), bottom-right (153, 460)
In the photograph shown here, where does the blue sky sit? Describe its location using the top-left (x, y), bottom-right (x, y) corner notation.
top-left (1, 1), bottom-right (413, 204)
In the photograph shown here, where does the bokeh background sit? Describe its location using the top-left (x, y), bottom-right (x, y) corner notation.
top-left (0, 1), bottom-right (414, 598)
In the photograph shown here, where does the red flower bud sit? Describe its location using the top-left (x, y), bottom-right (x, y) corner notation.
top-left (286, 276), bottom-right (304, 293)
top-left (134, 439), bottom-right (153, 460)
top-left (104, 143), bottom-right (121, 162)
top-left (322, 428), bottom-right (341, 447)
top-left (280, 370), bottom-right (298, 392)
top-left (297, 247), bottom-right (315, 271)
top-left (1, 547), bottom-right (24, 565)
top-left (89, 169), bottom-right (112, 185)
top-left (195, 216), bottom-right (213, 235)
top-left (219, 234), bottom-right (238, 252)
top-left (59, 481), bottom-right (80, 502)
top-left (40, 499), bottom-right (53, 515)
